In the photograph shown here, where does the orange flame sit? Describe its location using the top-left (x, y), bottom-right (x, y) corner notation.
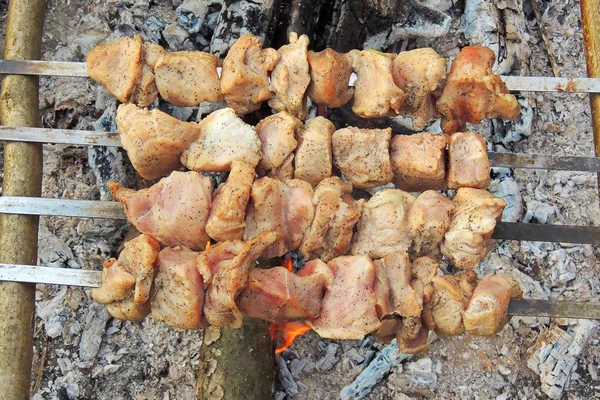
top-left (205, 241), bottom-right (211, 249)
top-left (283, 256), bottom-right (293, 272)
top-left (270, 322), bottom-right (311, 354)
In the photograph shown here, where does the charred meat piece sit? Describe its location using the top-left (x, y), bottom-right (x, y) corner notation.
top-left (269, 32), bottom-right (311, 119)
top-left (221, 34), bottom-right (280, 114)
top-left (447, 132), bottom-right (490, 189)
top-left (244, 177), bottom-right (315, 258)
top-left (109, 171), bottom-right (212, 251)
top-left (332, 126), bottom-right (393, 189)
top-left (206, 161), bottom-right (255, 242)
top-left (437, 46), bottom-right (520, 133)
top-left (392, 48), bottom-right (445, 130)
top-left (151, 247), bottom-right (205, 329)
top-left (301, 177), bottom-right (363, 262)
top-left (116, 103), bottom-right (201, 180)
top-left (307, 49), bottom-right (354, 108)
top-left (294, 117), bottom-right (334, 187)
top-left (86, 35), bottom-right (143, 103)
top-left (203, 232), bottom-right (279, 328)
top-left (349, 50), bottom-right (406, 118)
top-left (256, 111), bottom-right (301, 172)
top-left (154, 51), bottom-right (222, 107)
top-left (464, 274), bottom-right (522, 336)
top-left (91, 234), bottom-right (160, 307)
top-left (130, 42), bottom-right (166, 106)
top-left (307, 255), bottom-right (382, 339)
top-left (440, 188), bottom-right (506, 269)
top-left (390, 133), bottom-right (448, 192)
top-left (408, 190), bottom-right (456, 260)
top-left (396, 316), bottom-right (430, 354)
top-left (351, 189), bottom-right (415, 259)
top-left (181, 108), bottom-right (261, 171)
top-left (238, 259), bottom-right (334, 322)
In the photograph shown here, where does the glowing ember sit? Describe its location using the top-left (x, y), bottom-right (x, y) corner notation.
top-left (270, 322), bottom-right (311, 354)
top-left (205, 241), bottom-right (211, 249)
top-left (283, 255), bottom-right (293, 272)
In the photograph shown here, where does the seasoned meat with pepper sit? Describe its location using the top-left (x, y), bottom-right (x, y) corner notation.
top-left (307, 48), bottom-right (354, 108)
top-left (294, 117), bottom-right (334, 187)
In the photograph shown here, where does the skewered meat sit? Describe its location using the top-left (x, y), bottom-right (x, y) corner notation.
top-left (390, 133), bottom-right (447, 192)
top-left (441, 188), bottom-right (506, 269)
top-left (306, 49), bottom-right (354, 108)
top-left (268, 153), bottom-right (294, 181)
top-left (109, 171), bottom-right (212, 251)
top-left (447, 132), bottom-right (490, 189)
top-left (197, 240), bottom-right (244, 286)
top-left (373, 259), bottom-right (393, 319)
top-left (154, 51), bottom-right (222, 107)
top-left (392, 48), bottom-right (445, 130)
top-left (408, 190), bottom-right (456, 260)
top-left (106, 293), bottom-right (152, 321)
top-left (203, 232), bottom-right (279, 328)
top-left (294, 117), bottom-right (334, 186)
top-left (437, 46), bottom-right (520, 133)
top-left (130, 42), bottom-right (166, 106)
top-left (237, 259), bottom-right (334, 322)
top-left (349, 49), bottom-right (406, 118)
top-left (221, 34), bottom-right (280, 114)
top-left (307, 255), bottom-right (382, 340)
top-left (396, 318), bottom-right (430, 354)
top-left (332, 126), bottom-right (394, 189)
top-left (423, 275), bottom-right (469, 336)
top-left (244, 177), bottom-right (315, 258)
top-left (269, 32), bottom-right (311, 119)
top-left (301, 177), bottom-right (363, 262)
top-left (91, 234), bottom-right (160, 305)
top-left (351, 189), bottom-right (415, 259)
top-left (151, 247), bottom-right (205, 329)
top-left (464, 274), bottom-right (523, 336)
top-left (256, 111), bottom-right (301, 172)
top-left (376, 251), bottom-right (422, 317)
top-left (181, 108), bottom-right (261, 171)
top-left (86, 35), bottom-right (143, 103)
top-left (206, 161), bottom-right (255, 242)
top-left (116, 103), bottom-right (201, 180)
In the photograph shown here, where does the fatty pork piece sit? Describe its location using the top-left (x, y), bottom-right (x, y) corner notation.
top-left (116, 103), bottom-right (201, 180)
top-left (301, 177), bottom-right (363, 262)
top-left (206, 161), bottom-right (255, 242)
top-left (375, 251), bottom-right (423, 317)
top-left (447, 132), bottom-right (490, 189)
top-left (154, 51), bottom-right (222, 107)
top-left (392, 48), bottom-right (446, 130)
top-left (422, 275), bottom-right (469, 336)
top-left (181, 108), bottom-right (261, 172)
top-left (221, 34), bottom-right (280, 114)
top-left (408, 190), bottom-right (456, 260)
top-left (307, 255), bottom-right (382, 339)
top-left (109, 171), bottom-right (212, 251)
top-left (91, 234), bottom-right (160, 321)
top-left (151, 247), bottom-right (205, 329)
top-left (244, 177), bottom-right (315, 258)
top-left (464, 274), bottom-right (522, 336)
top-left (349, 49), bottom-right (406, 118)
top-left (203, 232), bottom-right (279, 328)
top-left (130, 42), bottom-right (166, 107)
top-left (351, 189), bottom-right (415, 259)
top-left (390, 133), bottom-right (447, 192)
top-left (256, 111), bottom-right (301, 172)
top-left (332, 126), bottom-right (394, 189)
top-left (306, 49), bottom-right (354, 108)
top-left (440, 188), bottom-right (506, 269)
top-left (294, 117), bottom-right (334, 186)
top-left (237, 259), bottom-right (334, 322)
top-left (86, 35), bottom-right (143, 103)
top-left (269, 32), bottom-right (311, 119)
top-left (436, 46), bottom-right (520, 134)
top-left (267, 153), bottom-right (294, 181)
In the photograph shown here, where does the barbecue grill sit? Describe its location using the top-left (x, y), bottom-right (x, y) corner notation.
top-left (1, 0), bottom-right (600, 398)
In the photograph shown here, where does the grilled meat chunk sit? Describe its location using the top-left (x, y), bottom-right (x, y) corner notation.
top-left (306, 49), bottom-right (354, 108)
top-left (447, 132), bottom-right (490, 189)
top-left (332, 126), bottom-right (393, 189)
top-left (294, 117), bottom-right (334, 187)
top-left (130, 42), bottom-right (166, 106)
top-left (221, 34), bottom-right (280, 114)
top-left (109, 171), bottom-right (212, 251)
top-left (256, 111), bottom-right (301, 172)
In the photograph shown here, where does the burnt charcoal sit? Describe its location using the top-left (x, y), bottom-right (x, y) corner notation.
top-left (316, 343), bottom-right (340, 372)
top-left (277, 356), bottom-right (300, 396)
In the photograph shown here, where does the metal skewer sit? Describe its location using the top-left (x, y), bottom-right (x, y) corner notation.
top-left (2, 59), bottom-right (600, 93)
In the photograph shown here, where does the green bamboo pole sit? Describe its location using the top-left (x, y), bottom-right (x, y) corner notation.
top-left (0, 0), bottom-right (46, 398)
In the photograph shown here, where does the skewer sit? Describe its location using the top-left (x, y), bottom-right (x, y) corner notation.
top-left (2, 59), bottom-right (600, 93)
top-left (0, 262), bottom-right (597, 320)
top-left (2, 126), bottom-right (600, 172)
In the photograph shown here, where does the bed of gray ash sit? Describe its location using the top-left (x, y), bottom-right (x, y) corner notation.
top-left (0, 0), bottom-right (598, 399)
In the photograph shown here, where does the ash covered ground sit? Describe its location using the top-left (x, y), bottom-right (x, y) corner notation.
top-left (0, 0), bottom-right (598, 399)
